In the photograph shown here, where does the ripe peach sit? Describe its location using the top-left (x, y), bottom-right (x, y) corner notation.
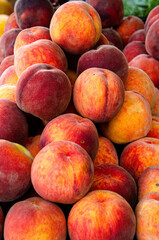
top-left (138, 166), bottom-right (159, 201)
top-left (14, 39), bottom-right (68, 77)
top-left (15, 63), bottom-right (72, 121)
top-left (40, 113), bottom-right (99, 160)
top-left (4, 12), bottom-right (18, 32)
top-left (147, 116), bottom-right (159, 138)
top-left (31, 140), bottom-right (94, 204)
top-left (135, 197), bottom-right (159, 239)
top-left (145, 19), bottom-right (159, 60)
top-left (0, 98), bottom-right (28, 145)
top-left (14, 26), bottom-right (52, 53)
top-left (145, 13), bottom-right (159, 34)
top-left (49, 1), bottom-right (102, 55)
top-left (129, 54), bottom-right (159, 88)
top-left (25, 135), bottom-right (41, 158)
top-left (86, 0), bottom-right (124, 28)
top-left (77, 44), bottom-right (129, 85)
top-left (100, 91), bottom-right (152, 144)
top-left (73, 67), bottom-right (125, 123)
top-left (145, 5), bottom-right (159, 30)
top-left (0, 55), bottom-right (14, 77)
top-left (102, 27), bottom-right (123, 50)
top-left (128, 29), bottom-right (145, 43)
top-left (116, 16), bottom-right (144, 46)
top-left (68, 190), bottom-right (136, 240)
top-left (123, 41), bottom-right (147, 63)
top-left (0, 28), bottom-right (21, 63)
top-left (90, 163), bottom-right (137, 208)
top-left (93, 136), bottom-right (119, 166)
top-left (0, 65), bottom-right (18, 85)
top-left (142, 191), bottom-right (159, 200)
top-left (0, 139), bottom-right (33, 202)
top-left (125, 66), bottom-right (156, 110)
top-left (152, 87), bottom-right (159, 116)
top-left (120, 137), bottom-right (159, 182)
top-left (14, 0), bottom-right (54, 29)
top-left (94, 32), bottom-right (109, 48)
top-left (0, 84), bottom-right (16, 102)
top-left (4, 197), bottom-right (67, 240)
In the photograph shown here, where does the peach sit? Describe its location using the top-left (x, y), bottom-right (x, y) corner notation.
top-left (68, 190), bottom-right (136, 240)
top-left (125, 66), bottom-right (156, 110)
top-left (116, 16), bottom-right (144, 46)
top-left (145, 19), bottom-right (159, 60)
top-left (14, 26), bottom-right (52, 53)
top-left (100, 91), bottom-right (152, 145)
top-left (142, 191), bottom-right (159, 200)
top-left (73, 67), bottom-right (125, 123)
top-left (14, 0), bottom-right (54, 29)
top-left (4, 12), bottom-right (18, 32)
top-left (0, 207), bottom-right (3, 240)
top-left (147, 116), bottom-right (159, 138)
top-left (40, 113), bottom-right (99, 160)
top-left (49, 1), bottom-right (102, 55)
top-left (145, 13), bottom-right (159, 34)
top-left (0, 65), bottom-right (18, 85)
top-left (25, 134), bottom-right (41, 158)
top-left (93, 136), bottom-right (119, 166)
top-left (102, 27), bottom-right (123, 50)
top-left (145, 5), bottom-right (159, 30)
top-left (94, 32), bottom-right (109, 48)
top-left (31, 140), bottom-right (94, 204)
top-left (0, 139), bottom-right (33, 202)
top-left (0, 54), bottom-right (14, 77)
top-left (90, 163), bottom-right (137, 208)
top-left (0, 98), bottom-right (28, 145)
top-left (0, 28), bottom-right (21, 63)
top-left (138, 166), bottom-right (159, 201)
top-left (128, 29), bottom-right (145, 43)
top-left (14, 39), bottom-right (68, 77)
top-left (120, 137), bottom-right (159, 182)
top-left (0, 84), bottom-right (16, 102)
top-left (129, 54), bottom-right (159, 88)
top-left (152, 87), bottom-right (159, 116)
top-left (86, 0), bottom-right (124, 28)
top-left (77, 44), bottom-right (129, 85)
top-left (135, 197), bottom-right (159, 239)
top-left (123, 41), bottom-right (147, 63)
top-left (15, 63), bottom-right (72, 121)
top-left (4, 197), bottom-right (67, 240)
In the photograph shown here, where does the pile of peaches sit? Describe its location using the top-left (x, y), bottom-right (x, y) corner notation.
top-left (0, 0), bottom-right (159, 239)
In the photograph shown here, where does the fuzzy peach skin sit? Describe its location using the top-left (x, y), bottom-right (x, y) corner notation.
top-left (4, 197), bottom-right (67, 240)
top-left (0, 207), bottom-right (3, 240)
top-left (14, 0), bottom-right (54, 29)
top-left (144, 5), bottom-right (159, 31)
top-left (152, 87), bottom-right (159, 116)
top-left (73, 68), bottom-right (125, 123)
top-left (0, 55), bottom-right (14, 77)
top-left (68, 190), bottom-right (136, 240)
top-left (138, 166), bottom-right (159, 201)
top-left (123, 41), bottom-right (147, 63)
top-left (49, 1), bottom-right (102, 55)
top-left (14, 26), bottom-right (52, 53)
top-left (0, 65), bottom-right (18, 86)
top-left (31, 140), bottom-right (94, 204)
top-left (15, 63), bottom-right (72, 121)
top-left (135, 197), bottom-right (159, 239)
top-left (142, 191), bottom-right (159, 200)
top-left (144, 13), bottom-right (159, 34)
top-left (4, 12), bottom-right (18, 32)
top-left (90, 163), bottom-right (137, 208)
top-left (14, 39), bottom-right (68, 77)
top-left (100, 91), bottom-right (152, 145)
top-left (102, 27), bottom-right (123, 50)
top-left (40, 113), bottom-right (99, 160)
top-left (0, 98), bottom-right (28, 145)
top-left (25, 135), bottom-right (41, 158)
top-left (129, 54), bottom-right (159, 89)
top-left (128, 29), bottom-right (145, 43)
top-left (125, 66), bottom-right (156, 110)
top-left (147, 116), bottom-right (159, 138)
top-left (0, 139), bottom-right (33, 202)
top-left (0, 84), bottom-right (16, 102)
top-left (115, 16), bottom-right (144, 46)
top-left (93, 136), bottom-right (119, 166)
top-left (120, 137), bottom-right (159, 182)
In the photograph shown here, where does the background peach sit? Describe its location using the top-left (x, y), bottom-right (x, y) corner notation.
top-left (0, 65), bottom-right (18, 85)
top-left (144, 5), bottom-right (159, 30)
top-left (40, 113), bottom-right (99, 160)
top-left (31, 140), bottom-right (94, 204)
top-left (49, 1), bottom-right (102, 55)
top-left (128, 29), bottom-right (145, 43)
top-left (73, 67), bottom-right (125, 123)
top-left (147, 116), bottom-right (159, 138)
top-left (93, 136), bottom-right (119, 166)
top-left (68, 190), bottom-right (136, 240)
top-left (25, 135), bottom-right (41, 158)
top-left (152, 87), bottom-right (159, 116)
top-left (4, 12), bottom-right (18, 32)
top-left (123, 41), bottom-right (147, 63)
top-left (102, 27), bottom-right (123, 50)
top-left (4, 197), bottom-right (67, 240)
top-left (0, 84), bottom-right (16, 102)
top-left (0, 139), bottom-right (33, 202)
top-left (0, 55), bottom-right (14, 77)
top-left (100, 91), bottom-right (152, 144)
